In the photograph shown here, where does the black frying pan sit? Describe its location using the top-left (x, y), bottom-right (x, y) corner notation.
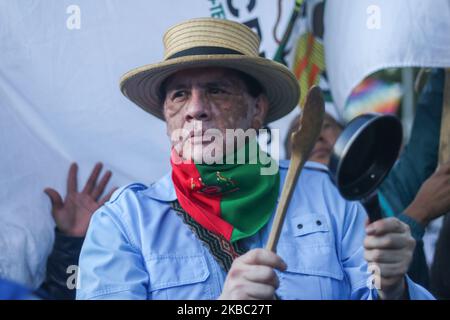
top-left (329, 113), bottom-right (403, 221)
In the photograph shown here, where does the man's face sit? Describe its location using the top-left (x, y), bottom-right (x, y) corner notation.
top-left (309, 114), bottom-right (343, 165)
top-left (163, 67), bottom-right (268, 162)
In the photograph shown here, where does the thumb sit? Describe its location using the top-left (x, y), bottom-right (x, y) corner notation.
top-left (44, 188), bottom-right (64, 211)
top-left (99, 187), bottom-right (119, 206)
top-left (437, 161), bottom-right (450, 175)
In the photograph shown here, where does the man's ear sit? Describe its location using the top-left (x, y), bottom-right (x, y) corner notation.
top-left (251, 94), bottom-right (269, 130)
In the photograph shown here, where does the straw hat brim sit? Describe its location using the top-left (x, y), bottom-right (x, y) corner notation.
top-left (120, 54), bottom-right (300, 123)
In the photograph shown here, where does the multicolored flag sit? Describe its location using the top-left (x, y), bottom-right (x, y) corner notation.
top-left (344, 78), bottom-right (402, 122)
top-left (290, 0), bottom-right (326, 107)
top-left (272, 0), bottom-right (326, 107)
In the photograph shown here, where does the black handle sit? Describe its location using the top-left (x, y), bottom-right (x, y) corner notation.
top-left (360, 192), bottom-right (383, 222)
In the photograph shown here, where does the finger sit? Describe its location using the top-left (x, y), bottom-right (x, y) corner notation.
top-left (364, 233), bottom-right (413, 250)
top-left (82, 162), bottom-right (103, 194)
top-left (44, 188), bottom-right (64, 212)
top-left (365, 218), bottom-right (408, 236)
top-left (364, 248), bottom-right (409, 264)
top-left (239, 249), bottom-right (287, 271)
top-left (243, 265), bottom-right (280, 288)
top-left (91, 170), bottom-right (112, 200)
top-left (244, 282), bottom-right (276, 300)
top-left (99, 187), bottom-right (119, 205)
top-left (370, 262), bottom-right (408, 278)
top-left (67, 163), bottom-right (78, 194)
top-left (379, 276), bottom-right (405, 292)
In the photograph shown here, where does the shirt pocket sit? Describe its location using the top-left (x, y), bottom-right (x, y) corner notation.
top-left (277, 214), bottom-right (345, 299)
top-left (289, 213), bottom-right (333, 246)
top-left (145, 254), bottom-right (212, 300)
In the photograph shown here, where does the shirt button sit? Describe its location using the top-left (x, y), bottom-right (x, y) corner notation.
top-left (297, 224), bottom-right (303, 229)
top-left (316, 220), bottom-right (322, 226)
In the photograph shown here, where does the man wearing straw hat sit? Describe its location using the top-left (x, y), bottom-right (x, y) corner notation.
top-left (76, 18), bottom-right (432, 300)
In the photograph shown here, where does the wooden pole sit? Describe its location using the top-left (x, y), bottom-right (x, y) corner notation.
top-left (430, 68), bottom-right (450, 298)
top-left (439, 69), bottom-right (450, 165)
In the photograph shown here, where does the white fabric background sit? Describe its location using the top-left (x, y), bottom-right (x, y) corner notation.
top-left (0, 0), bottom-right (300, 288)
top-left (324, 0), bottom-right (450, 111)
top-left (4, 0), bottom-right (449, 290)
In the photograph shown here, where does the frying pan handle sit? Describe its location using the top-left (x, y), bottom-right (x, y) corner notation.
top-left (360, 192), bottom-right (383, 222)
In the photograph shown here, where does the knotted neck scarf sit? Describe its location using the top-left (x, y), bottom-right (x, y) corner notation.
top-left (170, 139), bottom-right (280, 243)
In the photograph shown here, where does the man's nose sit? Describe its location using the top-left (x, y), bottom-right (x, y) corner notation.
top-left (185, 89), bottom-right (210, 122)
top-left (316, 129), bottom-right (326, 143)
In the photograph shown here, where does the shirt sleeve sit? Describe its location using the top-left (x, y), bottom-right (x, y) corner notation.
top-left (338, 201), bottom-right (434, 300)
top-left (367, 276), bottom-right (435, 300)
top-left (38, 228), bottom-right (85, 300)
top-left (405, 276), bottom-right (436, 300)
top-left (338, 200), bottom-right (373, 299)
top-left (76, 204), bottom-right (149, 300)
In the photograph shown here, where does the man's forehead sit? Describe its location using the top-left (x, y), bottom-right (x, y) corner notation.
top-left (164, 67), bottom-right (242, 88)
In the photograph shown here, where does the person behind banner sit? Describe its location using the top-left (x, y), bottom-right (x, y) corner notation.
top-left (76, 18), bottom-right (433, 300)
top-left (38, 162), bottom-right (117, 299)
top-left (285, 95), bottom-right (344, 165)
top-left (0, 163), bottom-right (116, 300)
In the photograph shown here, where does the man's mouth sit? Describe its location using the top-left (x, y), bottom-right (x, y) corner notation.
top-left (188, 130), bottom-right (212, 145)
top-left (311, 147), bottom-right (331, 156)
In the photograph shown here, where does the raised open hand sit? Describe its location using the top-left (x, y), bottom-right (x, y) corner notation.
top-left (44, 163), bottom-right (117, 237)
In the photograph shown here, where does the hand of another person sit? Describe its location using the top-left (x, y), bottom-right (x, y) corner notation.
top-left (405, 161), bottom-right (450, 226)
top-left (44, 163), bottom-right (117, 237)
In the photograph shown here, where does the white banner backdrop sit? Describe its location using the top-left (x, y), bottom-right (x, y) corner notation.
top-left (324, 0), bottom-right (450, 111)
top-left (0, 0), bottom-right (297, 287)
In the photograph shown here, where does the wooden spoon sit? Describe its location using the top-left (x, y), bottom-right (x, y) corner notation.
top-left (266, 86), bottom-right (325, 252)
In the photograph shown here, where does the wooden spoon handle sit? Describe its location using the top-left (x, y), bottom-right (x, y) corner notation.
top-left (266, 157), bottom-right (305, 252)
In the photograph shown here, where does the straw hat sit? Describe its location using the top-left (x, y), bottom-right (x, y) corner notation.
top-left (120, 18), bottom-right (300, 123)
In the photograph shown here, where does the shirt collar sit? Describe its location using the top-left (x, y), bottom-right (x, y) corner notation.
top-left (279, 159), bottom-right (329, 172)
top-left (142, 172), bottom-right (177, 202)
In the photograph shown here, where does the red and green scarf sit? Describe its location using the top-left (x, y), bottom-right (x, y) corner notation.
top-left (171, 140), bottom-right (280, 243)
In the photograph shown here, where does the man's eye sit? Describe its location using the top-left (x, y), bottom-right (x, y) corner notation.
top-left (208, 87), bottom-right (226, 95)
top-left (171, 91), bottom-right (187, 100)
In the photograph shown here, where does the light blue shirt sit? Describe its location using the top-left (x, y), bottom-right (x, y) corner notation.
top-left (76, 161), bottom-right (433, 300)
